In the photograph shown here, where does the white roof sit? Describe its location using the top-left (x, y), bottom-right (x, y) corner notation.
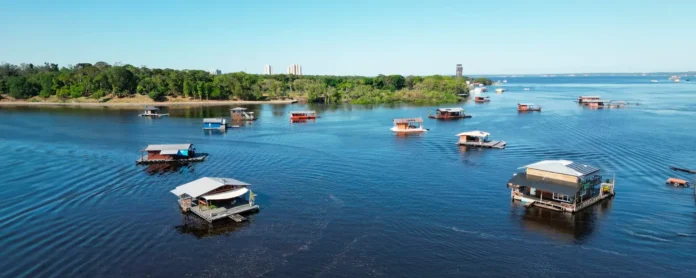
top-left (456, 130), bottom-right (490, 137)
top-left (203, 187), bottom-right (249, 200)
top-left (230, 107), bottom-right (247, 111)
top-left (437, 108), bottom-right (464, 112)
top-left (290, 110), bottom-right (316, 114)
top-left (521, 160), bottom-right (598, 177)
top-left (203, 118), bottom-right (225, 123)
top-left (160, 149), bottom-right (180, 155)
top-left (170, 177), bottom-right (250, 198)
top-left (144, 144), bottom-right (192, 151)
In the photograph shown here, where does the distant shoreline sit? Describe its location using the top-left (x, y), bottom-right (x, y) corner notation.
top-left (0, 99), bottom-right (298, 108)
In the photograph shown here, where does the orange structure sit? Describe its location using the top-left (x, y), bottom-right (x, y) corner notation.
top-left (666, 178), bottom-right (690, 187)
top-left (290, 111), bottom-right (317, 121)
top-left (474, 96), bottom-right (490, 103)
top-left (391, 118), bottom-right (427, 133)
top-left (577, 96), bottom-right (600, 103)
top-left (518, 103), bottom-right (542, 112)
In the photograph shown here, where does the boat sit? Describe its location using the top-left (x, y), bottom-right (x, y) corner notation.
top-left (171, 177), bottom-right (260, 223)
top-left (428, 108), bottom-right (472, 120)
top-left (474, 96), bottom-right (490, 103)
top-left (523, 88), bottom-right (530, 91)
top-left (495, 88), bottom-right (505, 94)
top-left (230, 107), bottom-right (256, 121)
top-left (650, 80), bottom-right (659, 83)
top-left (139, 106), bottom-right (169, 117)
top-left (136, 144), bottom-right (207, 164)
top-left (577, 96), bottom-right (601, 103)
top-left (391, 118), bottom-right (427, 133)
top-left (518, 103), bottom-right (541, 112)
top-left (472, 87), bottom-right (483, 95)
top-left (203, 118), bottom-right (227, 130)
top-left (670, 166), bottom-right (696, 174)
top-left (666, 178), bottom-right (690, 187)
top-left (507, 160), bottom-right (615, 213)
top-left (456, 130), bottom-right (505, 149)
top-left (581, 99), bottom-right (610, 108)
top-left (503, 80), bottom-right (507, 83)
top-left (290, 110), bottom-right (317, 121)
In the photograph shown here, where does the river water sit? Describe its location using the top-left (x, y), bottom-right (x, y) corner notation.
top-left (1, 76), bottom-right (695, 277)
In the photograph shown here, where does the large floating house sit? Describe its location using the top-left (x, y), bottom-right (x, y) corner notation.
top-left (428, 108), bottom-right (472, 120)
top-left (136, 144), bottom-right (207, 164)
top-left (507, 160), bottom-right (615, 213)
top-left (171, 177), bottom-right (260, 223)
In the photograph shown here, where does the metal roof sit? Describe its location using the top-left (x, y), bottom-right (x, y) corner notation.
top-left (394, 117), bottom-right (423, 123)
top-left (203, 118), bottom-right (225, 123)
top-left (508, 173), bottom-right (583, 196)
top-left (290, 111), bottom-right (316, 114)
top-left (144, 106), bottom-right (159, 111)
top-left (230, 107), bottom-right (247, 111)
top-left (144, 144), bottom-right (192, 151)
top-left (518, 103), bottom-right (536, 106)
top-left (521, 160), bottom-right (599, 177)
top-left (456, 130), bottom-right (490, 137)
top-left (437, 108), bottom-right (464, 112)
top-left (581, 99), bottom-right (610, 103)
top-left (579, 96), bottom-right (600, 98)
top-left (171, 177), bottom-right (251, 198)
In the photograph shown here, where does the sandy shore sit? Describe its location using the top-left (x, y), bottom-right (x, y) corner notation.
top-left (0, 99), bottom-right (298, 108)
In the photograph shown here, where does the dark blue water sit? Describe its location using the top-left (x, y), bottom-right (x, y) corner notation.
top-left (1, 76), bottom-right (695, 277)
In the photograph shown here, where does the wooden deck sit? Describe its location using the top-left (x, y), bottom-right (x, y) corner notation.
top-left (458, 140), bottom-right (506, 149)
top-left (512, 185), bottom-right (615, 213)
top-left (189, 203), bottom-right (260, 223)
top-left (136, 154), bottom-right (208, 165)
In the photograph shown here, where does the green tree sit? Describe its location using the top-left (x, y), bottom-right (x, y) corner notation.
top-left (107, 66), bottom-right (137, 97)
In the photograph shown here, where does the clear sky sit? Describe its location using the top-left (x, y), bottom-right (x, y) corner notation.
top-left (1, 0), bottom-right (694, 75)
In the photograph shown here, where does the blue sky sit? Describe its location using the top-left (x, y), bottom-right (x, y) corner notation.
top-left (1, 0), bottom-right (694, 75)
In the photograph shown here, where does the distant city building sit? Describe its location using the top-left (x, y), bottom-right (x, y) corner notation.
top-left (210, 69), bottom-right (222, 75)
top-left (456, 64), bottom-right (463, 78)
top-left (264, 65), bottom-right (272, 75)
top-left (287, 64), bottom-right (302, 75)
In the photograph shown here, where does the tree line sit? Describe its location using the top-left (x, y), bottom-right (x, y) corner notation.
top-left (0, 62), bottom-right (493, 104)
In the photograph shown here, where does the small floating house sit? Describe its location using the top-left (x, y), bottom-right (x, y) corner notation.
top-left (171, 177), bottom-right (260, 223)
top-left (230, 107), bottom-right (256, 121)
top-left (137, 144), bottom-right (207, 164)
top-left (428, 108), bottom-right (472, 120)
top-left (391, 118), bottom-right (427, 133)
top-left (518, 103), bottom-right (542, 112)
top-left (474, 96), bottom-right (490, 103)
top-left (290, 111), bottom-right (317, 121)
top-left (456, 131), bottom-right (506, 149)
top-left (507, 160), bottom-right (615, 213)
top-left (139, 106), bottom-right (169, 117)
top-left (577, 96), bottom-right (600, 103)
top-left (203, 118), bottom-right (227, 130)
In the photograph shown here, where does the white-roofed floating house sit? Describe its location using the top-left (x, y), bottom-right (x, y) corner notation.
top-left (203, 118), bottom-right (227, 130)
top-left (139, 106), bottom-right (169, 117)
top-left (428, 108), bottom-right (472, 120)
top-left (171, 177), bottom-right (260, 222)
top-left (507, 160), bottom-right (615, 213)
top-left (456, 130), bottom-right (506, 149)
top-left (136, 144), bottom-right (207, 164)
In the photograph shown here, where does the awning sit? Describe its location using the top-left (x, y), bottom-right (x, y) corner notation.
top-left (202, 187), bottom-right (249, 200)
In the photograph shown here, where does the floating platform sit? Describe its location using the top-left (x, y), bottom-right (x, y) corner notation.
top-left (458, 140), bottom-right (506, 149)
top-left (190, 204), bottom-right (260, 223)
top-left (136, 154), bottom-right (208, 165)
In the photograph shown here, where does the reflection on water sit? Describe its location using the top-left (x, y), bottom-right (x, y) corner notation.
top-left (174, 213), bottom-right (249, 239)
top-left (519, 199), bottom-right (614, 242)
top-left (143, 163), bottom-right (195, 175)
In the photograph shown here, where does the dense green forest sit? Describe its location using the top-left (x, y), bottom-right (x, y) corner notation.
top-left (0, 62), bottom-right (493, 104)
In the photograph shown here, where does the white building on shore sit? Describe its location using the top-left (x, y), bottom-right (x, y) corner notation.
top-left (264, 65), bottom-right (272, 75)
top-left (209, 69), bottom-right (222, 75)
top-left (287, 64), bottom-right (302, 75)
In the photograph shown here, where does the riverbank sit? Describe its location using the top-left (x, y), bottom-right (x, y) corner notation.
top-left (0, 94), bottom-right (297, 108)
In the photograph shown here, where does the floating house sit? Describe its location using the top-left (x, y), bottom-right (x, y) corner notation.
top-left (581, 99), bottom-right (610, 108)
top-left (518, 103), bottom-right (542, 112)
top-left (474, 96), bottom-right (490, 103)
top-left (139, 106), bottom-right (169, 117)
top-left (290, 111), bottom-right (317, 121)
top-left (577, 96), bottom-right (600, 103)
top-left (428, 108), bottom-right (472, 120)
top-left (230, 107), bottom-right (256, 121)
top-left (666, 178), bottom-right (690, 187)
top-left (171, 177), bottom-right (260, 223)
top-left (203, 118), bottom-right (227, 130)
top-left (507, 160), bottom-right (615, 213)
top-left (136, 144), bottom-right (207, 164)
top-left (456, 130), bottom-right (506, 149)
top-left (391, 118), bottom-right (427, 133)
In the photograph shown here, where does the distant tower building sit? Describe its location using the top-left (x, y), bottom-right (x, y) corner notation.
top-left (210, 69), bottom-right (222, 75)
top-left (287, 64), bottom-right (302, 75)
top-left (264, 65), bottom-right (272, 75)
top-left (456, 64), bottom-right (463, 78)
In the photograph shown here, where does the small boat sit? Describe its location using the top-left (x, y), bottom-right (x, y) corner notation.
top-left (391, 118), bottom-right (427, 133)
top-left (230, 107), bottom-right (256, 121)
top-left (670, 166), bottom-right (696, 174)
top-left (503, 80), bottom-right (507, 83)
top-left (650, 80), bottom-right (659, 83)
top-left (290, 110), bottom-right (317, 121)
top-left (203, 118), bottom-right (227, 130)
top-left (139, 106), bottom-right (169, 117)
top-left (517, 103), bottom-right (541, 112)
top-left (495, 88), bottom-right (505, 94)
top-left (428, 108), bottom-right (472, 120)
top-left (474, 96), bottom-right (490, 103)
top-left (666, 178), bottom-right (690, 187)
top-left (523, 88), bottom-right (530, 91)
top-left (472, 87), bottom-right (483, 95)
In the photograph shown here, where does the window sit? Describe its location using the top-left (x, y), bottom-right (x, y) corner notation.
top-left (552, 192), bottom-right (571, 202)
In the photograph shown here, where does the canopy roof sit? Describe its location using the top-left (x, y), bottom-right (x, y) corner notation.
top-left (203, 187), bottom-right (249, 200)
top-left (582, 99), bottom-right (610, 103)
top-left (394, 117), bottom-right (423, 123)
top-left (521, 160), bottom-right (599, 177)
top-left (230, 107), bottom-right (247, 111)
top-left (171, 177), bottom-right (251, 198)
top-left (144, 106), bottom-right (159, 111)
top-left (456, 130), bottom-right (490, 137)
top-left (290, 110), bottom-right (316, 114)
top-left (144, 144), bottom-right (192, 151)
top-left (437, 108), bottom-right (464, 112)
top-left (579, 96), bottom-right (600, 98)
top-left (203, 118), bottom-right (225, 123)
top-left (508, 173), bottom-right (583, 196)
top-left (518, 103), bottom-right (536, 106)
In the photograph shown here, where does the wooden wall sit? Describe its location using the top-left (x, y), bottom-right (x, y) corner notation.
top-left (147, 151), bottom-right (173, 160)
